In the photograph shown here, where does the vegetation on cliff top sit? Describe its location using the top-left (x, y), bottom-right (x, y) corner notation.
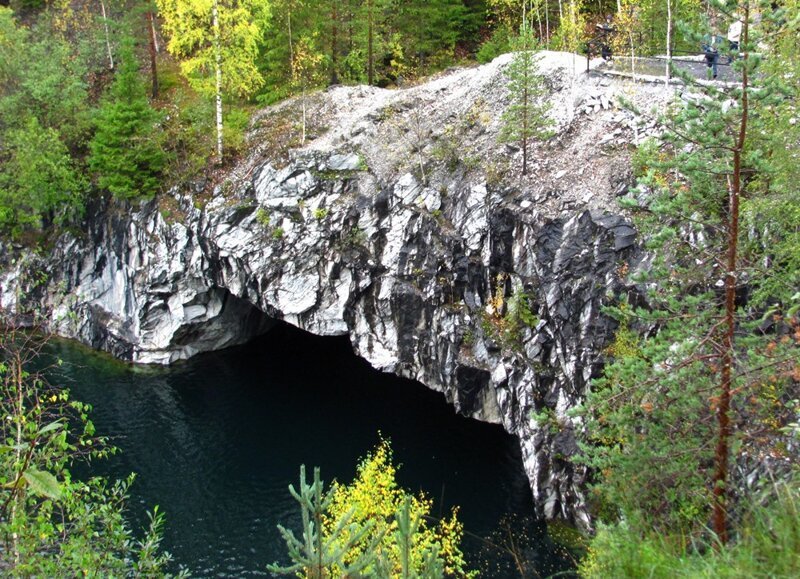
top-left (0, 0), bottom-right (740, 241)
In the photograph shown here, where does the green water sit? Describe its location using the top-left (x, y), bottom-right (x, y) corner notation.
top-left (48, 323), bottom-right (577, 577)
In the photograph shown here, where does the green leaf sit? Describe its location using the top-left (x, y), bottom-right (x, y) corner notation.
top-left (38, 420), bottom-right (64, 436)
top-left (23, 469), bottom-right (62, 500)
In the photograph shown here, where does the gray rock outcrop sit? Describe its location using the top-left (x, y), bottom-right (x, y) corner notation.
top-left (0, 52), bottom-right (675, 530)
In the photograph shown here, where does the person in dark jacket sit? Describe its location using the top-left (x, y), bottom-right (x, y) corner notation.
top-left (702, 33), bottom-right (723, 79)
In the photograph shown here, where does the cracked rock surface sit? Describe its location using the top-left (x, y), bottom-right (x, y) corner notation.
top-left (0, 52), bottom-right (676, 530)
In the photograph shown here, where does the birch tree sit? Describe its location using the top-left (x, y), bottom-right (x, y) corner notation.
top-left (291, 35), bottom-right (322, 144)
top-left (99, 0), bottom-right (114, 70)
top-left (156, 0), bottom-right (267, 163)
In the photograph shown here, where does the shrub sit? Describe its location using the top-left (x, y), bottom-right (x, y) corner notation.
top-left (476, 25), bottom-right (514, 64)
top-left (579, 478), bottom-right (800, 578)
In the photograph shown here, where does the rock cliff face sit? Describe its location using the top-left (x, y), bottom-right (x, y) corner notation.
top-left (0, 52), bottom-right (673, 530)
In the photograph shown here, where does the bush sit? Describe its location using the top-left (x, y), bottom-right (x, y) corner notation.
top-left (161, 89), bottom-right (214, 183)
top-left (0, 117), bottom-right (85, 237)
top-left (222, 106), bottom-right (251, 157)
top-left (270, 440), bottom-right (474, 577)
top-left (476, 25), bottom-right (514, 64)
top-left (0, 324), bottom-right (184, 576)
top-left (579, 479), bottom-right (800, 578)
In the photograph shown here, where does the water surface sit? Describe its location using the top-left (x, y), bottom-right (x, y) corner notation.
top-left (49, 323), bottom-right (576, 577)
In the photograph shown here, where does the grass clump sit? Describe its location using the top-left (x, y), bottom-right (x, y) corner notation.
top-left (579, 478), bottom-right (800, 578)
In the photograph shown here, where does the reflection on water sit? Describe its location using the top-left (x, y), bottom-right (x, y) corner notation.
top-left (47, 323), bottom-right (576, 577)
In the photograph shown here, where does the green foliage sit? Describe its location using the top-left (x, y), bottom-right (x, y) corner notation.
top-left (0, 117), bottom-right (86, 237)
top-left (0, 7), bottom-right (27, 98)
top-left (0, 7), bottom-right (98, 237)
top-left (271, 440), bottom-right (473, 578)
top-left (498, 28), bottom-right (553, 175)
top-left (156, 0), bottom-right (268, 161)
top-left (268, 464), bottom-right (382, 578)
top-left (0, 12), bottom-right (90, 149)
top-left (0, 325), bottom-right (183, 576)
top-left (611, 0), bottom-right (703, 58)
top-left (476, 24), bottom-right (514, 64)
top-left (552, 0), bottom-right (586, 53)
top-left (256, 207), bottom-right (271, 227)
top-left (222, 105), bottom-right (251, 155)
top-left (160, 87), bottom-right (216, 182)
top-left (603, 313), bottom-right (640, 360)
top-left (531, 407), bottom-right (561, 435)
top-left (483, 277), bottom-right (538, 352)
top-left (395, 0), bottom-right (466, 72)
top-left (579, 299), bottom-right (722, 534)
top-left (580, 478), bottom-right (800, 578)
top-left (156, 0), bottom-right (268, 100)
top-left (89, 38), bottom-right (167, 200)
top-left (431, 125), bottom-right (463, 171)
top-left (576, 0), bottom-right (800, 560)
top-left (341, 226), bottom-right (368, 249)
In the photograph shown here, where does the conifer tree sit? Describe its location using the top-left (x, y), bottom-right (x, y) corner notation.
top-left (499, 23), bottom-right (553, 176)
top-left (577, 0), bottom-right (799, 549)
top-left (89, 38), bottom-right (166, 200)
top-left (268, 465), bottom-right (381, 577)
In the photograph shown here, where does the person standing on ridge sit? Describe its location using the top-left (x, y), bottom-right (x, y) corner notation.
top-left (702, 28), bottom-right (723, 79)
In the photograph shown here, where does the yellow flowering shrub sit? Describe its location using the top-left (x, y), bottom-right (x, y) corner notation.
top-left (323, 440), bottom-right (474, 577)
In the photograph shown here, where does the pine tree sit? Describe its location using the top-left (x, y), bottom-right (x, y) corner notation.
top-left (267, 465), bottom-right (381, 578)
top-left (89, 38), bottom-right (166, 200)
top-left (577, 0), bottom-right (799, 548)
top-left (499, 24), bottom-right (553, 176)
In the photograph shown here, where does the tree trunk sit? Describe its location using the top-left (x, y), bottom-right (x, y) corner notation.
top-left (288, 7), bottom-right (294, 68)
top-left (545, 0), bottom-right (550, 39)
top-left (665, 0), bottom-right (672, 87)
top-left (713, 2), bottom-right (749, 547)
top-left (150, 9), bottom-right (160, 52)
top-left (535, 0), bottom-right (543, 38)
top-left (301, 85), bottom-right (306, 145)
top-left (522, 80), bottom-right (529, 175)
top-left (146, 12), bottom-right (159, 98)
top-left (368, 0), bottom-right (374, 85)
top-left (212, 0), bottom-right (224, 163)
top-left (522, 25), bottom-right (530, 175)
top-left (330, 2), bottom-right (339, 85)
top-left (348, 0), bottom-right (354, 53)
top-left (100, 0), bottom-right (114, 70)
top-left (11, 355), bottom-right (23, 567)
top-left (523, 0), bottom-right (527, 31)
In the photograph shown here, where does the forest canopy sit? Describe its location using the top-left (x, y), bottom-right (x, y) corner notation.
top-left (0, 0), bottom-right (717, 239)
